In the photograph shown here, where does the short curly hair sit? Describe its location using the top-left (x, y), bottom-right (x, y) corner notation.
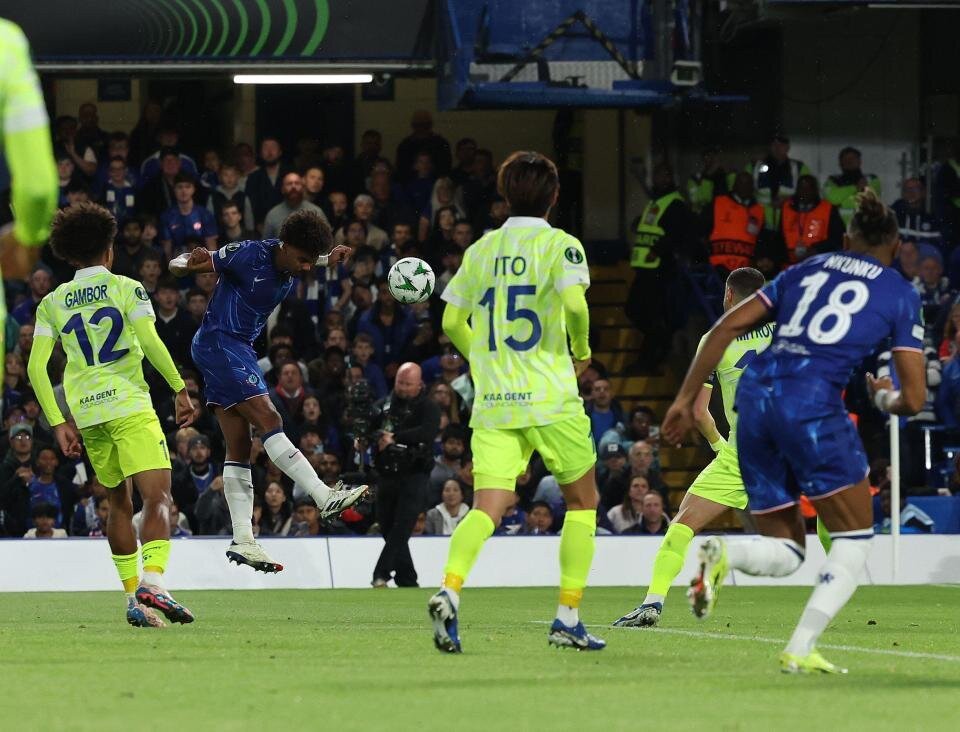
top-left (278, 209), bottom-right (331, 260)
top-left (49, 202), bottom-right (117, 266)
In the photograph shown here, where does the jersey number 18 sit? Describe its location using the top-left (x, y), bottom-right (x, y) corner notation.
top-left (778, 271), bottom-right (870, 345)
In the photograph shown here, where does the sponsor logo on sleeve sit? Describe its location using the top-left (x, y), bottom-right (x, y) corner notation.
top-left (564, 246), bottom-right (584, 265)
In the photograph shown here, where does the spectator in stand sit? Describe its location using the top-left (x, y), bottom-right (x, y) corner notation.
top-left (705, 170), bottom-right (766, 278)
top-left (368, 169), bottom-right (411, 236)
top-left (452, 219), bottom-right (475, 251)
top-left (685, 145), bottom-right (728, 215)
top-left (378, 221), bottom-right (416, 276)
top-left (585, 378), bottom-right (624, 447)
top-left (233, 141), bottom-right (258, 185)
top-left (936, 330), bottom-right (960, 428)
top-left (597, 442), bottom-right (627, 487)
top-left (100, 156), bottom-right (137, 222)
top-left (357, 282), bottom-right (416, 378)
top-left (140, 147), bottom-right (188, 216)
top-left (93, 132), bottom-right (138, 193)
top-left (602, 439), bottom-right (666, 509)
top-left (939, 303), bottom-right (960, 361)
top-left (137, 250), bottom-right (163, 296)
top-left (321, 144), bottom-right (351, 194)
top-left (0, 422), bottom-right (37, 536)
top-left (628, 492), bottom-right (669, 535)
top-left (422, 206), bottom-right (457, 271)
top-left (303, 165), bottom-right (326, 208)
top-left (599, 404), bottom-right (659, 455)
top-left (64, 181), bottom-right (92, 209)
top-left (418, 177), bottom-right (466, 242)
top-left (351, 129), bottom-right (384, 193)
top-left (53, 114), bottom-right (97, 179)
top-left (270, 360), bottom-right (315, 436)
top-left (14, 322), bottom-right (34, 363)
top-left (449, 137), bottom-right (477, 188)
top-left (345, 194), bottom-right (389, 251)
top-left (495, 492), bottom-right (526, 535)
top-left (159, 173), bottom-right (218, 258)
top-left (4, 353), bottom-right (27, 408)
top-left (139, 126), bottom-right (199, 183)
top-left (186, 288), bottom-right (209, 324)
top-left (776, 174), bottom-right (844, 268)
top-left (84, 494), bottom-right (109, 537)
top-left (520, 500), bottom-right (554, 535)
top-left (822, 146), bottom-right (882, 226)
top-left (260, 480), bottom-right (293, 536)
top-left (395, 110), bottom-right (451, 181)
top-left (25, 445), bottom-right (72, 529)
top-left (152, 277), bottom-right (198, 370)
top-left (140, 215), bottom-right (159, 249)
top-left (404, 151), bottom-right (437, 223)
top-left (167, 500), bottom-right (193, 538)
top-left (747, 134), bottom-right (811, 232)
top-left (424, 479), bottom-right (469, 535)
top-left (428, 424), bottom-right (466, 505)
top-left (111, 218), bottom-right (149, 280)
top-left (893, 177), bottom-right (944, 251)
top-left (428, 381), bottom-right (464, 426)
top-left (435, 244), bottom-right (463, 296)
top-left (463, 149), bottom-right (498, 232)
top-left (607, 475), bottom-right (650, 534)
top-left (287, 497), bottom-right (325, 537)
top-left (245, 137), bottom-right (293, 227)
top-left (895, 239), bottom-right (921, 282)
top-left (195, 475), bottom-right (232, 535)
top-left (913, 247), bottom-right (952, 333)
top-left (217, 200), bottom-right (258, 246)
top-left (350, 333), bottom-right (388, 398)
top-left (200, 149), bottom-right (221, 190)
top-left (172, 435), bottom-right (219, 529)
top-left (627, 162), bottom-right (696, 373)
top-left (56, 153), bottom-right (76, 208)
top-left (23, 502), bottom-right (67, 538)
top-left (128, 101), bottom-right (163, 166)
top-left (327, 191), bottom-right (350, 233)
top-left (207, 163), bottom-right (255, 231)
top-left (74, 102), bottom-right (109, 162)
top-left (262, 171), bottom-right (329, 239)
top-left (11, 266), bottom-right (52, 325)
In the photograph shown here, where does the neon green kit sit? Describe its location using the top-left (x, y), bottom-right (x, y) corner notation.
top-left (441, 217), bottom-right (594, 486)
top-left (29, 266), bottom-right (185, 486)
top-left (687, 323), bottom-right (773, 509)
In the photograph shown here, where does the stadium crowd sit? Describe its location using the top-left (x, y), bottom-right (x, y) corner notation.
top-left (1, 102), bottom-right (959, 540)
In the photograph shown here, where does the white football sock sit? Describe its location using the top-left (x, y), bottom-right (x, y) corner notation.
top-left (141, 570), bottom-right (164, 588)
top-left (785, 534), bottom-right (873, 657)
top-left (223, 463), bottom-right (255, 544)
top-left (263, 431), bottom-right (331, 506)
top-left (642, 592), bottom-right (666, 606)
top-left (727, 536), bottom-right (805, 577)
top-left (556, 604), bottom-right (579, 627)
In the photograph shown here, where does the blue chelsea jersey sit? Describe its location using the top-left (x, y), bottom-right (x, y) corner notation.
top-left (197, 239), bottom-right (296, 344)
top-left (746, 251), bottom-right (923, 388)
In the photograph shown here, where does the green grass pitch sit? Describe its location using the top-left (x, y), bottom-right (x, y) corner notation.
top-left (1, 586), bottom-right (958, 731)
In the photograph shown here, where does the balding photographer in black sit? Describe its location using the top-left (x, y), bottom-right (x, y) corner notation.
top-left (370, 362), bottom-right (441, 587)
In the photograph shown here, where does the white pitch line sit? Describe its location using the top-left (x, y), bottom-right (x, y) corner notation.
top-left (530, 622), bottom-right (960, 663)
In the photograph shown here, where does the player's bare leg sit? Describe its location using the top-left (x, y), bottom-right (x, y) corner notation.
top-left (233, 396), bottom-right (367, 519)
top-left (214, 404), bottom-right (283, 573)
top-left (615, 493), bottom-right (729, 627)
top-left (133, 468), bottom-right (194, 623)
top-left (106, 479), bottom-right (164, 628)
top-left (549, 469), bottom-right (605, 650)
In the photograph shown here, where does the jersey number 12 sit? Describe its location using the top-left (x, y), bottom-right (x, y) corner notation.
top-left (63, 307), bottom-right (129, 367)
top-left (778, 271), bottom-right (869, 345)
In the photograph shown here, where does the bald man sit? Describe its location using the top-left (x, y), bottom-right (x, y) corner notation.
top-left (371, 362), bottom-right (442, 587)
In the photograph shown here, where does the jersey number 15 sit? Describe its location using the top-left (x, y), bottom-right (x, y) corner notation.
top-left (479, 285), bottom-right (542, 352)
top-left (63, 307), bottom-right (129, 367)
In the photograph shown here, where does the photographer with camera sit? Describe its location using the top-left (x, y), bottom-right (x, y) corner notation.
top-left (369, 362), bottom-right (441, 588)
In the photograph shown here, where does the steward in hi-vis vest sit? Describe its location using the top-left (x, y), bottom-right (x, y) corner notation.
top-left (822, 146), bottom-right (882, 226)
top-left (746, 134), bottom-right (811, 232)
top-left (705, 172), bottom-right (764, 276)
top-left (779, 174), bottom-right (844, 268)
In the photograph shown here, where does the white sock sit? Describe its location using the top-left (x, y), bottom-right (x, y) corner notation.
top-left (141, 570), bottom-right (164, 588)
top-left (125, 593), bottom-right (136, 607)
top-left (442, 586), bottom-right (460, 609)
top-left (727, 536), bottom-right (805, 577)
top-left (556, 604), bottom-right (579, 626)
top-left (223, 463), bottom-right (255, 544)
top-left (785, 534), bottom-right (873, 657)
top-left (263, 431), bottom-right (331, 506)
top-left (642, 592), bottom-right (666, 606)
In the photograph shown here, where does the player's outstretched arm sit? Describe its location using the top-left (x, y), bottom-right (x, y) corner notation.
top-left (169, 247), bottom-right (215, 277)
top-left (867, 350), bottom-right (926, 417)
top-left (441, 302), bottom-right (473, 362)
top-left (26, 335), bottom-right (81, 457)
top-left (663, 296), bottom-right (770, 446)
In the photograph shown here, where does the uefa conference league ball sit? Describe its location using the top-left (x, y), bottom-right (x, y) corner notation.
top-left (387, 257), bottom-right (435, 304)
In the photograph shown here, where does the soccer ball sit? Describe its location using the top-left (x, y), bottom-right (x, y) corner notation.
top-left (387, 257), bottom-right (435, 304)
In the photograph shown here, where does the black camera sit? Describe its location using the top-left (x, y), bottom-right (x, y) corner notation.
top-left (344, 379), bottom-right (379, 444)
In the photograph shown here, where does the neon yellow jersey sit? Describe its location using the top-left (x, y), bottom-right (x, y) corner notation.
top-left (441, 216), bottom-right (590, 429)
top-left (701, 322), bottom-right (773, 446)
top-left (33, 266), bottom-right (157, 428)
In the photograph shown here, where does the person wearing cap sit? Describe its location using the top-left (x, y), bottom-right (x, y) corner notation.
top-left (686, 146), bottom-right (729, 215)
top-left (746, 134), bottom-right (811, 232)
top-left (822, 146), bottom-right (883, 226)
top-left (0, 421), bottom-right (35, 536)
top-left (597, 442), bottom-right (627, 487)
